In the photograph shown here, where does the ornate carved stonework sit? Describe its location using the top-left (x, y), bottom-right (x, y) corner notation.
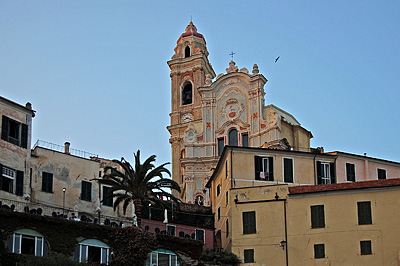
top-left (226, 60), bottom-right (238, 73)
top-left (220, 98), bottom-right (244, 121)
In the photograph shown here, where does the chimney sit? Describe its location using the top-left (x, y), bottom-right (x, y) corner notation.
top-left (25, 102), bottom-right (32, 110)
top-left (64, 142), bottom-right (70, 154)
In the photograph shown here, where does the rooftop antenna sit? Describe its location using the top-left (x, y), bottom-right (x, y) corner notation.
top-left (229, 51), bottom-right (235, 61)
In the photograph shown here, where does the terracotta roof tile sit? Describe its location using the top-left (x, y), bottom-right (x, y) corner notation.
top-left (289, 178), bottom-right (400, 195)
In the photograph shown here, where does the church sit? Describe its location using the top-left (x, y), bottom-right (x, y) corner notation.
top-left (167, 22), bottom-right (313, 205)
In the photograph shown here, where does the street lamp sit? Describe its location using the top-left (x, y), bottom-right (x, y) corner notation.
top-left (62, 188), bottom-right (66, 219)
top-left (149, 203), bottom-right (152, 222)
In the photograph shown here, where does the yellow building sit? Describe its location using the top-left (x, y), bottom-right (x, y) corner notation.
top-left (207, 146), bottom-right (400, 265)
top-left (168, 23), bottom-right (312, 205)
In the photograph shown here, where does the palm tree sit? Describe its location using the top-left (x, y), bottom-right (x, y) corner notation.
top-left (96, 150), bottom-right (181, 226)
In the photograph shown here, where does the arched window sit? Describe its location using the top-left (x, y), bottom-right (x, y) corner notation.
top-left (182, 83), bottom-right (193, 105)
top-left (7, 229), bottom-right (49, 257)
top-left (74, 239), bottom-right (110, 265)
top-left (184, 46), bottom-right (190, 58)
top-left (228, 129), bottom-right (238, 146)
top-left (146, 249), bottom-right (181, 266)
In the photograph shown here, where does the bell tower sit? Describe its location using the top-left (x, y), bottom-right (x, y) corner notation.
top-left (167, 22), bottom-right (216, 201)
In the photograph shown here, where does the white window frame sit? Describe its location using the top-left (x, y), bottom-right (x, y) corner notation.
top-left (147, 249), bottom-right (180, 266)
top-left (320, 162), bottom-right (331, 184)
top-left (79, 244), bottom-right (110, 265)
top-left (377, 168), bottom-right (386, 179)
top-left (260, 157), bottom-right (270, 180)
top-left (12, 233), bottom-right (44, 256)
top-left (2, 166), bottom-right (15, 193)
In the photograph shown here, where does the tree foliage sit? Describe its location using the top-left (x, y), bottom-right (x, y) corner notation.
top-left (201, 248), bottom-right (241, 266)
top-left (94, 150), bottom-right (181, 224)
top-left (110, 226), bottom-right (156, 266)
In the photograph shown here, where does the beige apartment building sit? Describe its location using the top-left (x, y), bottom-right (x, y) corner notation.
top-left (207, 146), bottom-right (400, 265)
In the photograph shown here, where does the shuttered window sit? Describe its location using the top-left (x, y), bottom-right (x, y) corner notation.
top-left (314, 244), bottom-right (325, 259)
top-left (81, 181), bottom-right (92, 201)
top-left (243, 211), bottom-right (256, 234)
top-left (346, 163), bottom-right (356, 182)
top-left (242, 133), bottom-right (249, 147)
top-left (1, 116), bottom-right (28, 148)
top-left (42, 172), bottom-right (53, 193)
top-left (360, 240), bottom-right (372, 255)
top-left (311, 205), bottom-right (325, 228)
top-left (244, 249), bottom-right (254, 263)
top-left (357, 201), bottom-right (372, 225)
top-left (283, 158), bottom-right (293, 183)
top-left (254, 156), bottom-right (274, 181)
top-left (217, 138), bottom-right (224, 156)
top-left (102, 186), bottom-right (113, 207)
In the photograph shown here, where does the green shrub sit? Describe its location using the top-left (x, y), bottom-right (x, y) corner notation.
top-left (201, 248), bottom-right (241, 266)
top-left (18, 254), bottom-right (88, 266)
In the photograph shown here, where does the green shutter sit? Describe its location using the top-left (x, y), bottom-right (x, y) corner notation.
top-left (254, 156), bottom-right (261, 180)
top-left (1, 116), bottom-right (8, 141)
top-left (16, 171), bottom-right (24, 196)
top-left (268, 157), bottom-right (274, 181)
top-left (316, 161), bottom-right (322, 184)
top-left (21, 123), bottom-right (28, 148)
top-left (330, 163), bottom-right (336, 184)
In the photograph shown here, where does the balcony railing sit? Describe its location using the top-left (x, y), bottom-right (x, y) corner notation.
top-left (33, 140), bottom-right (98, 159)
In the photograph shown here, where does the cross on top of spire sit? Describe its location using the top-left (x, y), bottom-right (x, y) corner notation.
top-left (229, 51), bottom-right (236, 61)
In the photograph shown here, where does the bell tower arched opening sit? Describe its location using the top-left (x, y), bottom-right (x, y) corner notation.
top-left (184, 46), bottom-right (191, 58)
top-left (182, 82), bottom-right (193, 105)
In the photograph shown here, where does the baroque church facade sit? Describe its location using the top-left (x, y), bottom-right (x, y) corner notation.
top-left (167, 22), bottom-right (313, 205)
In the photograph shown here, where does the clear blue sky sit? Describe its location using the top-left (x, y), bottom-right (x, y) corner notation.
top-left (1, 1), bottom-right (400, 166)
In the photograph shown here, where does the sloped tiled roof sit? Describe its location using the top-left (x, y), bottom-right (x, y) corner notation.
top-left (289, 178), bottom-right (400, 195)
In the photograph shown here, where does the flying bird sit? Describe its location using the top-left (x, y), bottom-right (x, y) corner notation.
top-left (275, 56), bottom-right (280, 63)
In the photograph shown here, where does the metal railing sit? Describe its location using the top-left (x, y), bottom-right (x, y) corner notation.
top-left (33, 140), bottom-right (98, 159)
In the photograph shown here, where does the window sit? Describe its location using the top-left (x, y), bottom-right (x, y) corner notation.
top-left (317, 161), bottom-right (336, 184)
top-left (0, 165), bottom-right (23, 195)
top-left (357, 201), bottom-right (372, 225)
top-left (311, 205), bottom-right (325, 228)
top-left (228, 129), bottom-right (238, 146)
top-left (377, 168), bottom-right (386, 180)
top-left (314, 244), bottom-right (325, 259)
top-left (74, 239), bottom-right (110, 264)
top-left (195, 229), bottom-right (205, 243)
top-left (184, 46), bottom-right (190, 58)
top-left (102, 186), bottom-right (113, 207)
top-left (244, 249), bottom-right (254, 263)
top-left (283, 158), bottom-right (294, 183)
top-left (226, 219), bottom-right (229, 238)
top-left (346, 163), bottom-right (356, 182)
top-left (243, 211), bottom-right (256, 234)
top-left (217, 207), bottom-right (221, 221)
top-left (182, 83), bottom-right (192, 105)
top-left (81, 181), bottom-right (92, 201)
top-left (254, 156), bottom-right (274, 181)
top-left (217, 138), bottom-right (224, 156)
top-left (242, 133), bottom-right (249, 147)
top-left (226, 191), bottom-right (229, 206)
top-left (1, 115), bottom-right (28, 148)
top-left (146, 249), bottom-right (180, 266)
top-left (360, 240), bottom-right (372, 255)
top-left (216, 183), bottom-right (220, 196)
top-left (42, 172), bottom-right (53, 193)
top-left (167, 225), bottom-right (176, 236)
top-left (8, 229), bottom-right (49, 257)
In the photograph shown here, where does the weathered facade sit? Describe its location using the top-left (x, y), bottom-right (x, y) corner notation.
top-left (0, 96), bottom-right (35, 201)
top-left (168, 23), bottom-right (312, 205)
